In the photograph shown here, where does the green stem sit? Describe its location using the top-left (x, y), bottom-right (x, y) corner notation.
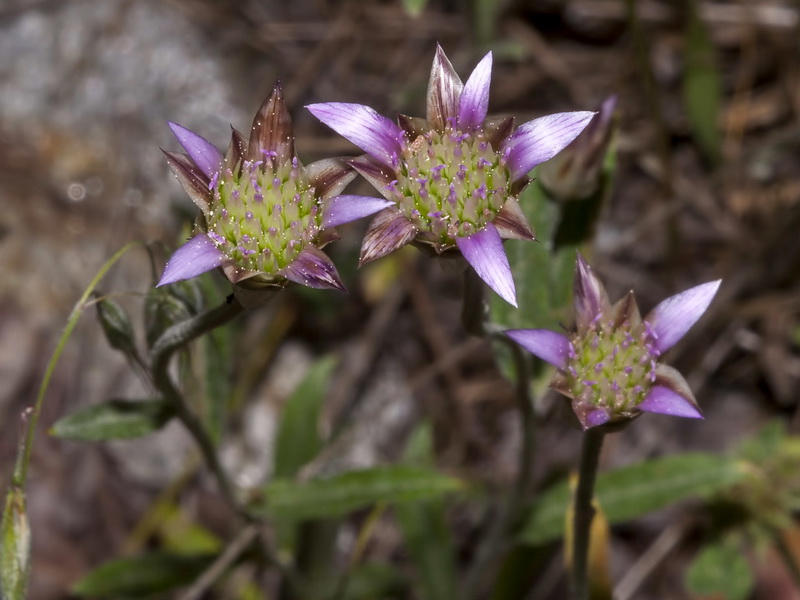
top-left (14, 242), bottom-right (139, 487)
top-left (571, 427), bottom-right (606, 600)
top-left (774, 532), bottom-right (800, 593)
top-left (150, 295), bottom-right (246, 516)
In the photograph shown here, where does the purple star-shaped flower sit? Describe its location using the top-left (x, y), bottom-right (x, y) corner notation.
top-left (159, 83), bottom-right (392, 293)
top-left (506, 254), bottom-right (721, 429)
top-left (307, 45), bottom-right (595, 306)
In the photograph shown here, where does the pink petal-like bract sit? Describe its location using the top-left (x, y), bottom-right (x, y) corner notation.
top-left (502, 111), bottom-right (597, 181)
top-left (493, 198), bottom-right (535, 241)
top-left (158, 234), bottom-right (226, 287)
top-left (322, 195), bottom-right (396, 229)
top-left (162, 150), bottom-right (212, 214)
top-left (573, 253), bottom-right (610, 331)
top-left (306, 103), bottom-right (404, 168)
top-left (458, 52), bottom-right (492, 130)
top-left (248, 83), bottom-right (294, 164)
top-left (505, 329), bottom-right (571, 369)
top-left (280, 246), bottom-right (345, 291)
top-left (456, 222), bottom-right (517, 307)
top-left (638, 385), bottom-right (704, 419)
top-left (304, 158), bottom-right (358, 199)
top-left (359, 209), bottom-right (417, 265)
top-left (168, 122), bottom-right (224, 180)
top-left (349, 156), bottom-right (397, 200)
top-left (646, 280), bottom-right (721, 354)
top-left (427, 45), bottom-right (464, 131)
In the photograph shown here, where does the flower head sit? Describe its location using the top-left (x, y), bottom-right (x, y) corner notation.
top-left (307, 45), bottom-right (595, 306)
top-left (506, 254), bottom-right (721, 430)
top-left (159, 83), bottom-right (393, 295)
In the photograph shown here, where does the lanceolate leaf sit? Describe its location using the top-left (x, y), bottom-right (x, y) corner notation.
top-left (71, 552), bottom-right (214, 597)
top-left (272, 356), bottom-right (337, 562)
top-left (274, 355), bottom-right (335, 478)
top-left (50, 399), bottom-right (173, 441)
top-left (262, 466), bottom-right (464, 521)
top-left (519, 453), bottom-right (746, 546)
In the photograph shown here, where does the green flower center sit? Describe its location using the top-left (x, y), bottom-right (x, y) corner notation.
top-left (206, 156), bottom-right (320, 274)
top-left (391, 128), bottom-right (511, 246)
top-left (566, 319), bottom-right (658, 416)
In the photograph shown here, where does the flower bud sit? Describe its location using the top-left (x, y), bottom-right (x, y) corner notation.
top-left (95, 294), bottom-right (137, 356)
top-left (539, 96), bottom-right (617, 202)
top-left (0, 487), bottom-right (31, 600)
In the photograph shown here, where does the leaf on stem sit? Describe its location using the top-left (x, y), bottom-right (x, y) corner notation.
top-left (50, 399), bottom-right (173, 441)
top-left (260, 466), bottom-right (464, 521)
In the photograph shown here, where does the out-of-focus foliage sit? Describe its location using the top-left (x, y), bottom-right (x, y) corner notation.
top-left (71, 553), bottom-right (214, 598)
top-left (685, 536), bottom-right (753, 600)
top-left (520, 452), bottom-right (745, 546)
top-left (50, 399), bottom-right (173, 441)
top-left (260, 465), bottom-right (464, 521)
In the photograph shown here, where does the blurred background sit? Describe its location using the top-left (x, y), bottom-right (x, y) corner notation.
top-left (1, 0), bottom-right (799, 597)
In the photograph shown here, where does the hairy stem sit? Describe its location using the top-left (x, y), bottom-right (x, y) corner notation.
top-left (571, 427), bottom-right (606, 600)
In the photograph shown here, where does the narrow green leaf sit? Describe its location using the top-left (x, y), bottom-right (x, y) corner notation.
top-left (683, 0), bottom-right (722, 163)
top-left (50, 399), bottom-right (173, 441)
top-left (274, 356), bottom-right (335, 479)
top-left (0, 487), bottom-right (30, 600)
top-left (272, 356), bottom-right (337, 559)
top-left (519, 453), bottom-right (746, 546)
top-left (262, 466), bottom-right (464, 521)
top-left (685, 538), bottom-right (753, 600)
top-left (71, 552), bottom-right (214, 597)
